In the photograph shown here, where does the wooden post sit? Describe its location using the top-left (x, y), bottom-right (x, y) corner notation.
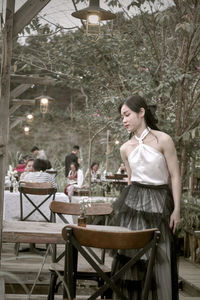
top-left (0, 0), bottom-right (15, 260)
top-left (105, 130), bottom-right (110, 173)
top-left (0, 0), bottom-right (52, 261)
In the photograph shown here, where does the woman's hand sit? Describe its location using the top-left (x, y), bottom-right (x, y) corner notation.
top-left (170, 209), bottom-right (180, 234)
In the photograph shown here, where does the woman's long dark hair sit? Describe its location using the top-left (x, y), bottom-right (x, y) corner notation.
top-left (119, 95), bottom-right (159, 130)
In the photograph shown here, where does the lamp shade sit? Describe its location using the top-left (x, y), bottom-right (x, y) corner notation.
top-left (72, 0), bottom-right (116, 21)
top-left (35, 94), bottom-right (54, 114)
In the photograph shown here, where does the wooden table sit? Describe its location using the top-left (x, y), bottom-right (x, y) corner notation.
top-left (2, 221), bottom-right (66, 245)
top-left (2, 221), bottom-right (132, 245)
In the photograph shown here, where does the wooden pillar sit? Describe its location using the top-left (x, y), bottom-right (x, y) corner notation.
top-left (0, 0), bottom-right (15, 260)
top-left (105, 130), bottom-right (110, 173)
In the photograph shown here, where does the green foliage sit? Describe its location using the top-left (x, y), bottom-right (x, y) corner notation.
top-left (178, 194), bottom-right (200, 236)
top-left (9, 0), bottom-right (200, 183)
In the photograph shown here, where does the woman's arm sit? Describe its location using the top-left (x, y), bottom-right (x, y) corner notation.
top-left (162, 134), bottom-right (181, 233)
top-left (120, 145), bottom-right (132, 185)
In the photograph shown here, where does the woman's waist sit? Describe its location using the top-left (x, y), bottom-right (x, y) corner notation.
top-left (131, 181), bottom-right (169, 190)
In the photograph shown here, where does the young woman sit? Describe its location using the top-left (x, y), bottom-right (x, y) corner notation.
top-left (112, 95), bottom-right (181, 300)
top-left (64, 162), bottom-right (84, 198)
top-left (85, 162), bottom-right (101, 182)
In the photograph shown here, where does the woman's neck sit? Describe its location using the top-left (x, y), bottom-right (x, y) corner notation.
top-left (134, 124), bottom-right (148, 138)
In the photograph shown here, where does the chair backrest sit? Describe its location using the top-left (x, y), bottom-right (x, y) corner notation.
top-left (50, 201), bottom-right (113, 217)
top-left (19, 182), bottom-right (56, 194)
top-left (19, 183), bottom-right (57, 222)
top-left (62, 225), bottom-right (160, 300)
top-left (62, 224), bottom-right (156, 249)
top-left (50, 201), bottom-right (113, 263)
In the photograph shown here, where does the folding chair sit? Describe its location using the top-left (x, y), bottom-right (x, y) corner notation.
top-left (16, 182), bottom-right (57, 255)
top-left (48, 201), bottom-right (113, 300)
top-left (62, 224), bottom-right (160, 300)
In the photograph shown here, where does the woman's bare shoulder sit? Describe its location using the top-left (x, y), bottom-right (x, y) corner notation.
top-left (120, 140), bottom-right (131, 156)
top-left (151, 129), bottom-right (172, 141)
top-left (151, 130), bottom-right (174, 149)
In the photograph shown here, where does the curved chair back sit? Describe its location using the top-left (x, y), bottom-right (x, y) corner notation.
top-left (62, 224), bottom-right (157, 249)
top-left (50, 201), bottom-right (113, 216)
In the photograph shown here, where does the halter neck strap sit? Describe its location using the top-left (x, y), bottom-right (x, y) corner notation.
top-left (135, 127), bottom-right (150, 144)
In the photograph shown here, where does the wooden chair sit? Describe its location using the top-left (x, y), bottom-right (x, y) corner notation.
top-left (62, 225), bottom-right (160, 300)
top-left (48, 201), bottom-right (113, 300)
top-left (19, 182), bottom-right (57, 222)
top-left (16, 182), bottom-right (57, 255)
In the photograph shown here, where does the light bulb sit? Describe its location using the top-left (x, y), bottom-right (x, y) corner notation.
top-left (88, 14), bottom-right (99, 24)
top-left (26, 114), bottom-right (34, 122)
top-left (24, 126), bottom-right (30, 135)
top-left (40, 97), bottom-right (48, 105)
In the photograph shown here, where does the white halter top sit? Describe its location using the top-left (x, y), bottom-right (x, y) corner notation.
top-left (128, 127), bottom-right (169, 185)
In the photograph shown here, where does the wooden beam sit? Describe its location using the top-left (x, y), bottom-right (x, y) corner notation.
top-left (0, 136), bottom-right (3, 147)
top-left (9, 99), bottom-right (36, 115)
top-left (10, 84), bottom-right (32, 99)
top-left (0, 278), bottom-right (5, 300)
top-left (0, 136), bottom-right (4, 156)
top-left (12, 0), bottom-right (51, 38)
top-left (0, 0), bottom-right (15, 261)
top-left (11, 99), bottom-right (36, 105)
top-left (9, 103), bottom-right (22, 115)
top-left (11, 74), bottom-right (55, 86)
top-left (10, 117), bottom-right (25, 130)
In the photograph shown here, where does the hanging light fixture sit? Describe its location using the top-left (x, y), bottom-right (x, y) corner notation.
top-left (35, 87), bottom-right (54, 114)
top-left (72, 0), bottom-right (116, 42)
top-left (26, 113), bottom-right (34, 123)
top-left (24, 126), bottom-right (30, 136)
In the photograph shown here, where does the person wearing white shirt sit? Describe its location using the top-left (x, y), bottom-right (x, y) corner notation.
top-left (22, 159), bottom-right (56, 188)
top-left (117, 162), bottom-right (127, 175)
top-left (64, 162), bottom-right (83, 197)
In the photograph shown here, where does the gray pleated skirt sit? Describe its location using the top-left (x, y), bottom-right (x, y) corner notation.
top-left (111, 182), bottom-right (179, 300)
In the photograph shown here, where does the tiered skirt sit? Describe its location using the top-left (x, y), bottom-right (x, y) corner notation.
top-left (111, 182), bottom-right (179, 300)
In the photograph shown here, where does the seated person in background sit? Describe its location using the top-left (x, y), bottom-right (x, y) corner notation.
top-left (85, 162), bottom-right (101, 182)
top-left (22, 159), bottom-right (56, 188)
top-left (20, 158), bottom-right (34, 180)
top-left (117, 162), bottom-right (127, 175)
top-left (15, 159), bottom-right (26, 179)
top-left (64, 162), bottom-right (83, 197)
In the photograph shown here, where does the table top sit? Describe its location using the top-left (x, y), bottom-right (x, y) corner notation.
top-left (2, 220), bottom-right (65, 244)
top-left (2, 221), bottom-right (132, 245)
